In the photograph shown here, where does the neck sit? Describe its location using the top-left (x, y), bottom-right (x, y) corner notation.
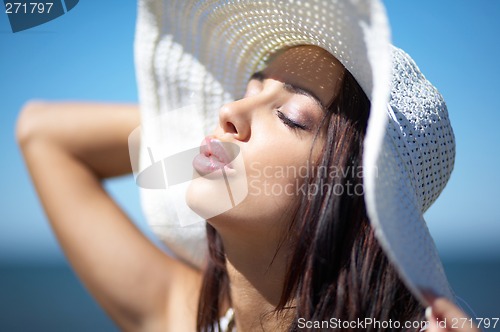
top-left (218, 225), bottom-right (294, 331)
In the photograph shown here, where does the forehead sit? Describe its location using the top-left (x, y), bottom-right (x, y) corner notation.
top-left (261, 45), bottom-right (345, 107)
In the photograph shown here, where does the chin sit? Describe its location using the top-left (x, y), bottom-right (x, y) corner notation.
top-left (186, 170), bottom-right (249, 220)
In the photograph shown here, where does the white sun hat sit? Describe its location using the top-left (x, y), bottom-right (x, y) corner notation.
top-left (134, 0), bottom-right (456, 306)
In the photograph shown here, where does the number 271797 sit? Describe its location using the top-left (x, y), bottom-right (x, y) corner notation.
top-left (5, 2), bottom-right (53, 14)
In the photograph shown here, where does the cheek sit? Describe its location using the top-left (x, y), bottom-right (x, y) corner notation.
top-left (244, 138), bottom-right (314, 207)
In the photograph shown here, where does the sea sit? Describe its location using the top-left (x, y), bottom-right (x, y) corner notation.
top-left (0, 259), bottom-right (499, 331)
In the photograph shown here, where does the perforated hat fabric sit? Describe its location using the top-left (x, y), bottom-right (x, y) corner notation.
top-left (369, 47), bottom-right (456, 303)
top-left (134, 0), bottom-right (455, 305)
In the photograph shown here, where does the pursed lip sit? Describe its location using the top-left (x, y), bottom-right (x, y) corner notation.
top-left (203, 137), bottom-right (233, 165)
top-left (193, 137), bottom-right (237, 177)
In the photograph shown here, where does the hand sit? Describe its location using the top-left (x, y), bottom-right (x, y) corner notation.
top-left (425, 297), bottom-right (479, 332)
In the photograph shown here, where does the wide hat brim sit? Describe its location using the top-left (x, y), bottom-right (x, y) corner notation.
top-left (135, 0), bottom-right (455, 306)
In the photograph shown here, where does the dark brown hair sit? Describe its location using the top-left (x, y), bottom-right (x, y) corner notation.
top-left (197, 69), bottom-right (424, 331)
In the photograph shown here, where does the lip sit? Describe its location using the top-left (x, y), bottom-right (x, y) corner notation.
top-left (192, 137), bottom-right (237, 177)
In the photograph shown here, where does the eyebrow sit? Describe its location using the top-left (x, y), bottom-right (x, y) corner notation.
top-left (249, 72), bottom-right (326, 110)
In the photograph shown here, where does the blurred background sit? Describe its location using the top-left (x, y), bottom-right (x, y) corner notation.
top-left (0, 1), bottom-right (499, 331)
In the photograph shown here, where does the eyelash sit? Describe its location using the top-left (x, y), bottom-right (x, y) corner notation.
top-left (276, 109), bottom-right (307, 131)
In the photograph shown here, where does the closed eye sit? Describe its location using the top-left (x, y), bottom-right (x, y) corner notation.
top-left (276, 110), bottom-right (308, 131)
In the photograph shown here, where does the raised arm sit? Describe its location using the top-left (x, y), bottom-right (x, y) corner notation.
top-left (16, 102), bottom-right (199, 331)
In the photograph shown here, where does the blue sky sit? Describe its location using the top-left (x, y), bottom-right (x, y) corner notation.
top-left (0, 0), bottom-right (499, 264)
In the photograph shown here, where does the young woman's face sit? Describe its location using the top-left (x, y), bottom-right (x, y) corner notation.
top-left (187, 45), bottom-right (344, 232)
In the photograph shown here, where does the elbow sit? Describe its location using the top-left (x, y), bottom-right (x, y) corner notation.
top-left (16, 100), bottom-right (48, 148)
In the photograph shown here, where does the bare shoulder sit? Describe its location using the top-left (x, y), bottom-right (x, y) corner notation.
top-left (17, 100), bottom-right (204, 331)
top-left (158, 259), bottom-right (204, 331)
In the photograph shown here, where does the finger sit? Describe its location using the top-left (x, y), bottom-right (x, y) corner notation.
top-left (431, 298), bottom-right (468, 321)
top-left (429, 298), bottom-right (479, 332)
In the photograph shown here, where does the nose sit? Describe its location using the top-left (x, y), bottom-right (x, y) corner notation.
top-left (218, 98), bottom-right (252, 141)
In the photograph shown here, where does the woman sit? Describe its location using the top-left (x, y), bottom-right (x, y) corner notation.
top-left (17, 0), bottom-right (478, 331)
top-left (194, 45), bottom-right (422, 331)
